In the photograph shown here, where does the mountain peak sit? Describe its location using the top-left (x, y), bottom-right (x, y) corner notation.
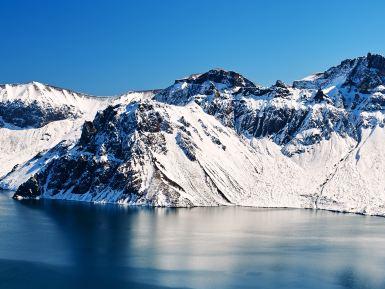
top-left (293, 53), bottom-right (385, 91)
top-left (366, 52), bottom-right (385, 72)
top-left (157, 69), bottom-right (257, 105)
top-left (274, 80), bottom-right (288, 88)
top-left (30, 81), bottom-right (44, 85)
top-left (177, 68), bottom-right (256, 88)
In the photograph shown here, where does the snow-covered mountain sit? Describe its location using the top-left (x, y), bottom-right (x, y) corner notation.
top-left (0, 81), bottom-right (155, 186)
top-left (3, 54), bottom-right (385, 215)
top-left (0, 82), bottom-right (108, 179)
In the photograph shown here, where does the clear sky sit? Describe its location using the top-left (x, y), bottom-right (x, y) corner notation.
top-left (1, 0), bottom-right (384, 95)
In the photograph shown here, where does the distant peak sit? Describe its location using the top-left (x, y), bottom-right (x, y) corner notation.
top-left (366, 52), bottom-right (385, 71)
top-left (274, 80), bottom-right (287, 88)
top-left (177, 68), bottom-right (256, 88)
top-left (206, 68), bottom-right (231, 74)
top-left (0, 81), bottom-right (44, 88)
top-left (30, 81), bottom-right (44, 85)
top-left (29, 81), bottom-right (48, 90)
top-left (293, 53), bottom-right (385, 91)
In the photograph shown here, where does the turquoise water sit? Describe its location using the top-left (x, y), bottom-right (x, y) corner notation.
top-left (0, 192), bottom-right (385, 289)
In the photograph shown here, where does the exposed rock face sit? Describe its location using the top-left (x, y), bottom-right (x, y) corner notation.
top-left (0, 82), bottom-right (102, 128)
top-left (16, 103), bottom-right (162, 201)
top-left (0, 83), bottom-right (158, 183)
top-left (14, 176), bottom-right (40, 199)
top-left (0, 100), bottom-right (79, 128)
top-left (6, 54), bottom-right (385, 215)
top-left (0, 81), bottom-right (113, 180)
top-left (176, 69), bottom-right (255, 87)
top-left (156, 65), bottom-right (363, 154)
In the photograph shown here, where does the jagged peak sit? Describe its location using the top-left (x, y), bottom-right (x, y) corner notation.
top-left (273, 80), bottom-right (288, 88)
top-left (317, 52), bottom-right (385, 74)
top-left (293, 53), bottom-right (385, 91)
top-left (175, 68), bottom-right (256, 88)
top-left (365, 52), bottom-right (385, 71)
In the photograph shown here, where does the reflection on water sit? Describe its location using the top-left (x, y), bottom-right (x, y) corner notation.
top-left (0, 193), bottom-right (384, 289)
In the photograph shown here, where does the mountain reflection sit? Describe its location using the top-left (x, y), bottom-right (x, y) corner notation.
top-left (0, 194), bottom-right (384, 289)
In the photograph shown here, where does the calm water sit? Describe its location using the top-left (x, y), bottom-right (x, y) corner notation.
top-left (0, 192), bottom-right (385, 289)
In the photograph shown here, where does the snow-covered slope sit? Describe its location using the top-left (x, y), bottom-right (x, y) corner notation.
top-left (11, 100), bottom-right (310, 207)
top-left (0, 85), bottom-right (156, 189)
top-left (0, 81), bottom-right (107, 128)
top-left (0, 82), bottom-right (107, 178)
top-left (5, 54), bottom-right (385, 216)
top-left (0, 119), bottom-right (83, 185)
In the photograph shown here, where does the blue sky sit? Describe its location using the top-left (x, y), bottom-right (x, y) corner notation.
top-left (1, 0), bottom-right (384, 95)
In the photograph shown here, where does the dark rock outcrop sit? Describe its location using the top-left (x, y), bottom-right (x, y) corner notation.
top-left (0, 100), bottom-right (79, 128)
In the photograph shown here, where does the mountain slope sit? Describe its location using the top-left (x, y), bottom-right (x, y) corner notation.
top-left (0, 81), bottom-right (107, 128)
top-left (13, 100), bottom-right (309, 207)
top-left (0, 87), bottom-right (156, 188)
top-left (5, 54), bottom-right (385, 215)
top-left (0, 83), bottom-right (155, 182)
top-left (0, 82), bottom-right (111, 180)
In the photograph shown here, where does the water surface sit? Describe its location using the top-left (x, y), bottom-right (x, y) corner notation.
top-left (0, 192), bottom-right (384, 289)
